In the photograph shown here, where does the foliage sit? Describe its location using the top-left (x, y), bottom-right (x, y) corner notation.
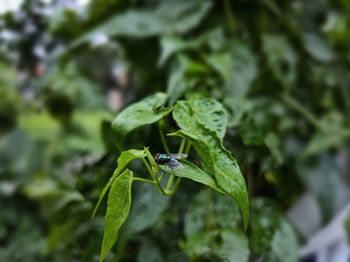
top-left (1, 0), bottom-right (350, 261)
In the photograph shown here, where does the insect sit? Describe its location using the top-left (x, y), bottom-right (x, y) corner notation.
top-left (154, 153), bottom-right (188, 168)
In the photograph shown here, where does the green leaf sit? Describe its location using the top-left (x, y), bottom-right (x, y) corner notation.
top-left (172, 101), bottom-right (249, 228)
top-left (297, 154), bottom-right (349, 222)
top-left (72, 0), bottom-right (212, 47)
top-left (173, 99), bottom-right (227, 141)
top-left (264, 132), bottom-right (283, 165)
top-left (159, 36), bottom-right (200, 66)
top-left (303, 33), bottom-right (335, 62)
top-left (164, 160), bottom-right (223, 193)
top-left (262, 34), bottom-right (297, 88)
top-left (92, 149), bottom-right (145, 218)
top-left (100, 169), bottom-right (133, 262)
top-left (229, 41), bottom-right (257, 96)
top-left (250, 199), bottom-right (298, 262)
top-left (112, 92), bottom-right (170, 137)
top-left (182, 228), bottom-right (249, 262)
top-left (167, 55), bottom-right (208, 106)
top-left (185, 190), bottom-right (242, 238)
top-left (224, 96), bottom-right (254, 127)
top-left (124, 183), bottom-right (169, 237)
top-left (159, 28), bottom-right (225, 66)
top-left (168, 130), bottom-right (214, 174)
top-left (137, 239), bottom-right (164, 262)
top-left (345, 212), bottom-right (350, 244)
top-left (304, 112), bottom-right (350, 155)
top-left (204, 52), bottom-right (233, 85)
top-left (189, 98), bottom-right (227, 140)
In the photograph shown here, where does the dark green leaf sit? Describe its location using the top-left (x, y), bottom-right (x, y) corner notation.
top-left (124, 182), bottom-right (168, 237)
top-left (250, 199), bottom-right (298, 262)
top-left (345, 213), bottom-right (350, 244)
top-left (137, 239), bottom-right (164, 262)
top-left (100, 169), bottom-right (133, 262)
top-left (183, 228), bottom-right (249, 262)
top-left (263, 34), bottom-right (297, 88)
top-left (185, 190), bottom-right (242, 238)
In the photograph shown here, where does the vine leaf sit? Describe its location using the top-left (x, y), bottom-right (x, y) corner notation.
top-left (92, 149), bottom-right (145, 218)
top-left (189, 98), bottom-right (227, 140)
top-left (100, 169), bottom-right (133, 262)
top-left (173, 99), bottom-right (227, 141)
top-left (172, 100), bottom-right (249, 228)
top-left (112, 92), bottom-right (171, 138)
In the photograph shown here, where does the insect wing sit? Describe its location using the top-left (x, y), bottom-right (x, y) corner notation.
top-left (168, 153), bottom-right (188, 160)
top-left (167, 159), bottom-right (181, 168)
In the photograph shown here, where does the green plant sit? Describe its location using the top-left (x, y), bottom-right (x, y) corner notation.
top-left (95, 93), bottom-right (249, 261)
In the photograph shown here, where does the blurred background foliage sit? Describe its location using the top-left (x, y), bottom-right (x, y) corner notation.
top-left (0, 0), bottom-right (350, 261)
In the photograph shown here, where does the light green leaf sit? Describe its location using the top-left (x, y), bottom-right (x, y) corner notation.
top-left (167, 55), bottom-right (208, 106)
top-left (159, 36), bottom-right (199, 66)
top-left (112, 92), bottom-right (170, 137)
top-left (230, 40), bottom-right (257, 96)
top-left (163, 160), bottom-right (223, 193)
top-left (100, 169), bottom-right (133, 262)
top-left (173, 99), bottom-right (227, 140)
top-left (72, 0), bottom-right (212, 47)
top-left (189, 98), bottom-right (227, 140)
top-left (303, 33), bottom-right (335, 62)
top-left (159, 28), bottom-right (225, 66)
top-left (305, 112), bottom-right (350, 155)
top-left (204, 52), bottom-right (233, 85)
top-left (92, 149), bottom-right (145, 218)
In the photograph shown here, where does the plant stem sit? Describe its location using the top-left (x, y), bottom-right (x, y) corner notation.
top-left (178, 138), bottom-right (186, 154)
top-left (158, 122), bottom-right (170, 153)
top-left (142, 158), bottom-right (153, 177)
top-left (281, 92), bottom-right (323, 130)
top-left (166, 175), bottom-right (174, 191)
top-left (133, 177), bottom-right (156, 184)
top-left (222, 0), bottom-right (235, 35)
top-left (185, 141), bottom-right (192, 155)
top-left (167, 177), bottom-right (182, 196)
